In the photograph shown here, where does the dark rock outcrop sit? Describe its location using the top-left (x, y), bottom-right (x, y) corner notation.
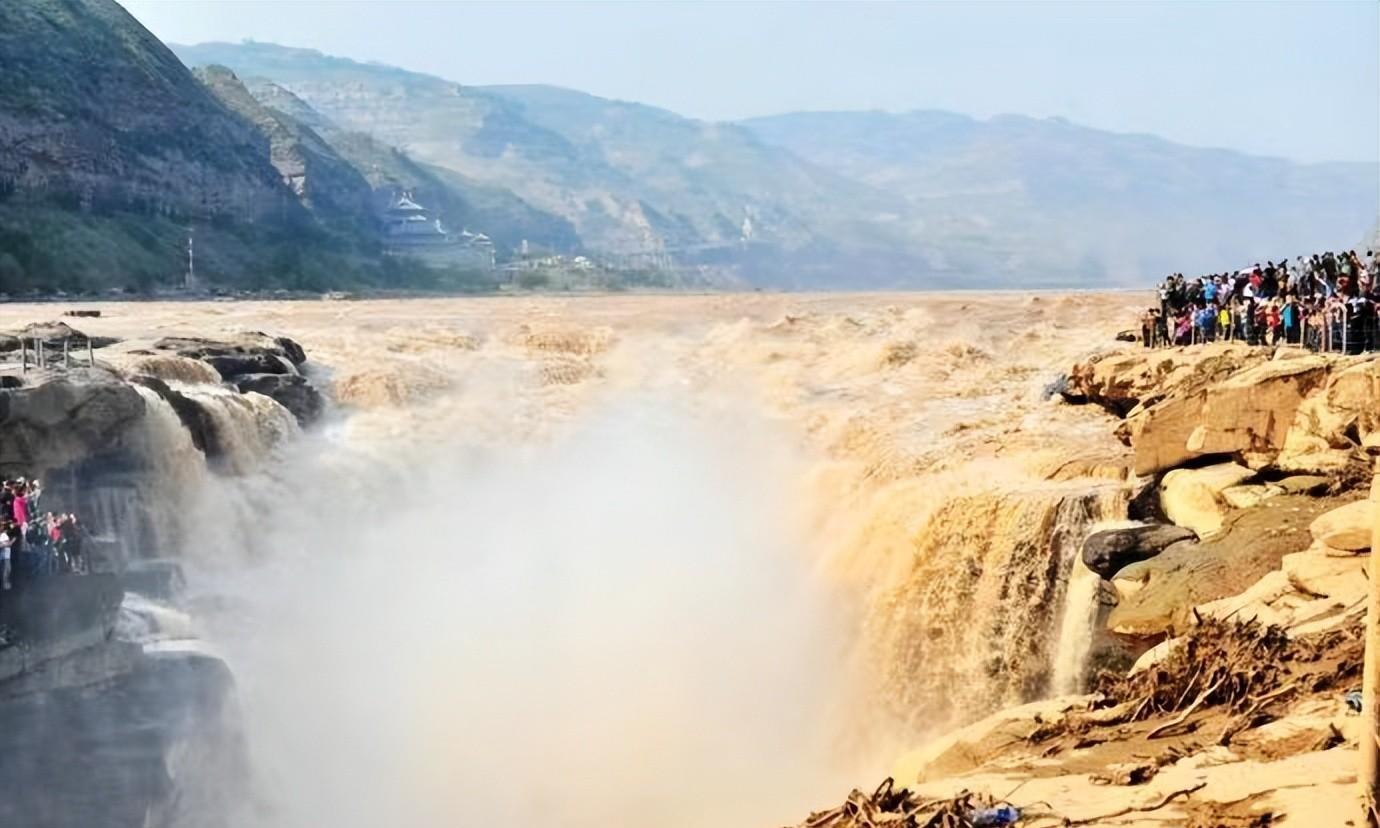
top-left (1082, 524), bottom-right (1197, 579)
top-left (203, 351), bottom-right (295, 379)
top-left (148, 333), bottom-right (323, 425)
top-left (153, 333), bottom-right (307, 379)
top-left (0, 579), bottom-right (245, 828)
top-left (0, 574), bottom-right (123, 648)
top-left (234, 372), bottom-right (324, 425)
top-left (0, 643), bottom-right (247, 828)
top-left (0, 367), bottom-right (147, 477)
top-left (1107, 494), bottom-right (1335, 640)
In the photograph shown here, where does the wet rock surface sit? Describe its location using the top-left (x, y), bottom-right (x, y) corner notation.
top-left (0, 367), bottom-right (147, 477)
top-left (234, 371), bottom-right (325, 425)
top-left (1082, 523), bottom-right (1197, 578)
top-left (0, 643), bottom-right (247, 828)
top-left (1108, 494), bottom-right (1335, 640)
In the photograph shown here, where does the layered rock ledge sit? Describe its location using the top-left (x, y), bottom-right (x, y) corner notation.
top-left (798, 344), bottom-right (1380, 828)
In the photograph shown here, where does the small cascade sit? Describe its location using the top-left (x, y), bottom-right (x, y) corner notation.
top-left (1049, 517), bottom-right (1139, 696)
top-left (864, 479), bottom-right (1126, 733)
top-left (169, 383), bottom-right (299, 475)
top-left (1049, 557), bottom-right (1103, 695)
top-left (116, 592), bottom-right (198, 643)
top-left (122, 385), bottom-right (298, 564)
top-left (130, 385), bottom-right (211, 557)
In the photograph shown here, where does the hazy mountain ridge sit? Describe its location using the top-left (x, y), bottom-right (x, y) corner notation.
top-left (175, 40), bottom-right (1378, 287)
top-left (0, 3), bottom-right (1372, 292)
top-left (174, 41), bottom-right (928, 286)
top-left (0, 2), bottom-right (564, 293)
top-left (235, 76), bottom-right (580, 253)
top-left (194, 65), bottom-right (376, 234)
top-left (741, 111), bottom-right (1378, 283)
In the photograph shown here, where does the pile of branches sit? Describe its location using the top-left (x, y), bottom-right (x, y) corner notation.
top-left (1091, 618), bottom-right (1362, 740)
top-left (796, 778), bottom-right (1007, 828)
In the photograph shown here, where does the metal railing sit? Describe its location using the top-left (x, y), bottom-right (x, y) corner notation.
top-left (17, 337), bottom-right (96, 373)
top-left (1146, 303), bottom-right (1380, 354)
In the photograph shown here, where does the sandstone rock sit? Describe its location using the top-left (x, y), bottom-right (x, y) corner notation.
top-left (1109, 353), bottom-right (1380, 477)
top-left (1109, 494), bottom-right (1328, 640)
top-left (1323, 360), bottom-right (1380, 434)
top-left (1126, 391), bottom-right (1205, 475)
top-left (1082, 523), bottom-right (1197, 578)
top-left (1186, 357), bottom-right (1329, 461)
top-left (1196, 549), bottom-right (1366, 636)
top-left (232, 373), bottom-right (324, 425)
top-left (1276, 475), bottom-right (1332, 496)
top-left (1221, 484), bottom-right (1282, 510)
top-left (1309, 499), bottom-right (1374, 551)
top-left (1066, 345), bottom-right (1265, 420)
top-left (1159, 462), bottom-right (1256, 536)
top-left (1272, 359), bottom-right (1380, 474)
top-left (891, 694), bottom-right (1102, 784)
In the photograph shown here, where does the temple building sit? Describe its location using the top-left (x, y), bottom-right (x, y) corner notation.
top-left (379, 191), bottom-right (496, 269)
top-left (382, 192), bottom-right (450, 247)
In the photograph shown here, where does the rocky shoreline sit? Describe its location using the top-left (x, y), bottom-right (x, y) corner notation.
top-left (795, 342), bottom-right (1380, 827)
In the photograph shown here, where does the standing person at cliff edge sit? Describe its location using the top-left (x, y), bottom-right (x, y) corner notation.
top-left (0, 522), bottom-right (13, 591)
top-left (13, 482), bottom-right (30, 533)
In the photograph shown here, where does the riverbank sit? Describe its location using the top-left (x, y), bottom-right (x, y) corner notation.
top-left (801, 341), bottom-right (1380, 827)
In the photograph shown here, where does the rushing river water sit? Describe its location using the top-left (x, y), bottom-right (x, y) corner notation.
top-left (0, 292), bottom-right (1145, 827)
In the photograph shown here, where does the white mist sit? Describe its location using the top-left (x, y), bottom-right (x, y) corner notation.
top-left (192, 390), bottom-right (857, 828)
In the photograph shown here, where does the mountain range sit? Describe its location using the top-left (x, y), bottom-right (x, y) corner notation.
top-left (0, 0), bottom-right (1374, 293)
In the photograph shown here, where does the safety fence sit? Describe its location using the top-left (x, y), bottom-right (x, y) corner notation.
top-left (1145, 304), bottom-right (1380, 354)
top-left (16, 337), bottom-right (98, 372)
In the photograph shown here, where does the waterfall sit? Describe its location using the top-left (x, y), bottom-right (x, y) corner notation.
top-left (168, 384), bottom-right (300, 475)
top-left (1049, 558), bottom-right (1102, 695)
top-left (861, 479), bottom-right (1126, 733)
top-left (121, 385), bottom-right (298, 564)
top-left (1050, 517), bottom-right (1139, 696)
top-left (130, 386), bottom-right (211, 558)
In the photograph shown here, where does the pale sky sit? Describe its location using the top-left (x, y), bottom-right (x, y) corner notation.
top-left (119, 0), bottom-right (1380, 165)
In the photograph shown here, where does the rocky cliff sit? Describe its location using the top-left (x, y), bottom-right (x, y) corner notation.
top-left (0, 0), bottom-right (324, 291)
top-left (0, 1), bottom-right (294, 222)
top-left (0, 323), bottom-right (326, 828)
top-left (194, 66), bottom-right (376, 234)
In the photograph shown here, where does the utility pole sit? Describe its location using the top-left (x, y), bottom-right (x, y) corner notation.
top-left (185, 226), bottom-right (195, 290)
top-left (1363, 453), bottom-right (1380, 827)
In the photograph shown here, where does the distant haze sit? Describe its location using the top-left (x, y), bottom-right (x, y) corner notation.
top-left (117, 0), bottom-right (1378, 165)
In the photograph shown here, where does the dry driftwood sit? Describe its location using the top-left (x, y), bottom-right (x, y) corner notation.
top-left (795, 778), bottom-right (1012, 828)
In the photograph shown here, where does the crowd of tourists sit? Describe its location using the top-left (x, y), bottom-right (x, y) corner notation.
top-left (1144, 249), bottom-right (1380, 352)
top-left (0, 477), bottom-right (86, 593)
